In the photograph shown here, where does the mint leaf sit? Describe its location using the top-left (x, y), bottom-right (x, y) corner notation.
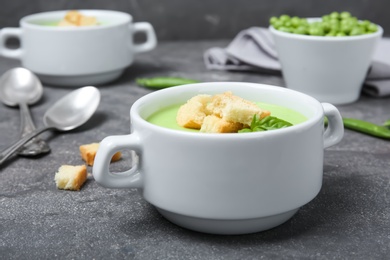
top-left (238, 115), bottom-right (293, 133)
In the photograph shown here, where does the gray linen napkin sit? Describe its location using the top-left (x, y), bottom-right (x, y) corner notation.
top-left (204, 27), bottom-right (390, 97)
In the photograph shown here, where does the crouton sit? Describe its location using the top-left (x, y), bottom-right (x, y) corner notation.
top-left (58, 10), bottom-right (98, 27)
top-left (200, 115), bottom-right (244, 133)
top-left (177, 91), bottom-right (271, 133)
top-left (80, 143), bottom-right (121, 166)
top-left (207, 92), bottom-right (270, 126)
top-left (176, 94), bottom-right (212, 129)
top-left (55, 165), bottom-right (87, 191)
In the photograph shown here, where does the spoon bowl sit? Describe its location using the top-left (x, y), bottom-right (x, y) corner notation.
top-left (0, 86), bottom-right (101, 166)
top-left (43, 86), bottom-right (101, 131)
top-left (0, 67), bottom-right (43, 106)
top-left (0, 67), bottom-right (50, 156)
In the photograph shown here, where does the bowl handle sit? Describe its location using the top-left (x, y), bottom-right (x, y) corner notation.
top-left (132, 22), bottom-right (157, 53)
top-left (93, 134), bottom-right (143, 189)
top-left (322, 103), bottom-right (344, 149)
top-left (0, 28), bottom-right (23, 59)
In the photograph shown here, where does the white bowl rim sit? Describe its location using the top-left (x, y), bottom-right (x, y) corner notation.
top-left (20, 9), bottom-right (132, 31)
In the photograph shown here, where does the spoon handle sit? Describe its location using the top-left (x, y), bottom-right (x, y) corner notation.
top-left (18, 102), bottom-right (51, 156)
top-left (0, 126), bottom-right (53, 166)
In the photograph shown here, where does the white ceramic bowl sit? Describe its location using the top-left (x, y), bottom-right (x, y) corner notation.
top-left (0, 10), bottom-right (157, 87)
top-left (269, 19), bottom-right (383, 105)
top-left (92, 82), bottom-right (344, 235)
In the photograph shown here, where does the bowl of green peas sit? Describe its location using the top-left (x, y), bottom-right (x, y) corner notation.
top-left (269, 11), bottom-right (383, 104)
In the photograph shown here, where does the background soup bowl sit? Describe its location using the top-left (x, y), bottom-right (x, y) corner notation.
top-left (269, 19), bottom-right (383, 105)
top-left (0, 10), bottom-right (157, 87)
top-left (92, 82), bottom-right (344, 235)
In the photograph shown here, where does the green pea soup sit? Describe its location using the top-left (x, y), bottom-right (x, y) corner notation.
top-left (147, 102), bottom-right (307, 132)
top-left (30, 20), bottom-right (106, 26)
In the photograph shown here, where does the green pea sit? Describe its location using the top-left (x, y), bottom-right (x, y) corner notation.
top-left (349, 27), bottom-right (364, 36)
top-left (329, 18), bottom-right (340, 25)
top-left (360, 20), bottom-right (371, 28)
top-left (329, 23), bottom-right (340, 32)
top-left (336, 32), bottom-right (347, 37)
top-left (321, 21), bottom-right (331, 33)
top-left (340, 19), bottom-right (349, 26)
top-left (291, 16), bottom-right (301, 27)
top-left (348, 17), bottom-right (358, 24)
top-left (300, 19), bottom-right (309, 26)
top-left (280, 15), bottom-right (290, 22)
top-left (269, 16), bottom-right (279, 25)
top-left (330, 12), bottom-right (339, 20)
top-left (310, 21), bottom-right (322, 27)
top-left (272, 20), bottom-right (284, 29)
top-left (359, 26), bottom-right (367, 34)
top-left (341, 24), bottom-right (352, 34)
top-left (340, 11), bottom-right (351, 19)
top-left (294, 26), bottom-right (307, 35)
top-left (326, 31), bottom-right (337, 36)
top-left (341, 19), bottom-right (357, 28)
top-left (322, 15), bottom-right (331, 21)
top-left (283, 21), bottom-right (292, 27)
top-left (309, 26), bottom-right (324, 36)
top-left (358, 24), bottom-right (367, 33)
top-left (136, 77), bottom-right (199, 89)
top-left (270, 12), bottom-right (378, 37)
top-left (344, 20), bottom-right (357, 28)
top-left (368, 23), bottom-right (378, 32)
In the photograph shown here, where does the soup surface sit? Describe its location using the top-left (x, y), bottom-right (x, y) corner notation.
top-left (36, 21), bottom-right (60, 26)
top-left (147, 102), bottom-right (307, 132)
top-left (32, 21), bottom-right (106, 26)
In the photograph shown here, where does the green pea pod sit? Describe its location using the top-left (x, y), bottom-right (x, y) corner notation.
top-left (383, 119), bottom-right (390, 128)
top-left (136, 77), bottom-right (199, 89)
top-left (342, 118), bottom-right (390, 139)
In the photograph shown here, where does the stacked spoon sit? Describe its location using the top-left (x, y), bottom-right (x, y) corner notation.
top-left (0, 68), bottom-right (50, 156)
top-left (0, 68), bottom-right (101, 166)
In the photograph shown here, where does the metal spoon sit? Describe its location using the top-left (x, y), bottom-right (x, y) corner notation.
top-left (0, 86), bottom-right (101, 166)
top-left (0, 67), bottom-right (50, 156)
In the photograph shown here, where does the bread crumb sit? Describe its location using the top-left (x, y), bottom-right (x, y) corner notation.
top-left (55, 165), bottom-right (87, 191)
top-left (80, 142), bottom-right (121, 166)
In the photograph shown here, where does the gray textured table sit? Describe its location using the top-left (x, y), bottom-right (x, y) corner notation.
top-left (1, 40), bottom-right (389, 259)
